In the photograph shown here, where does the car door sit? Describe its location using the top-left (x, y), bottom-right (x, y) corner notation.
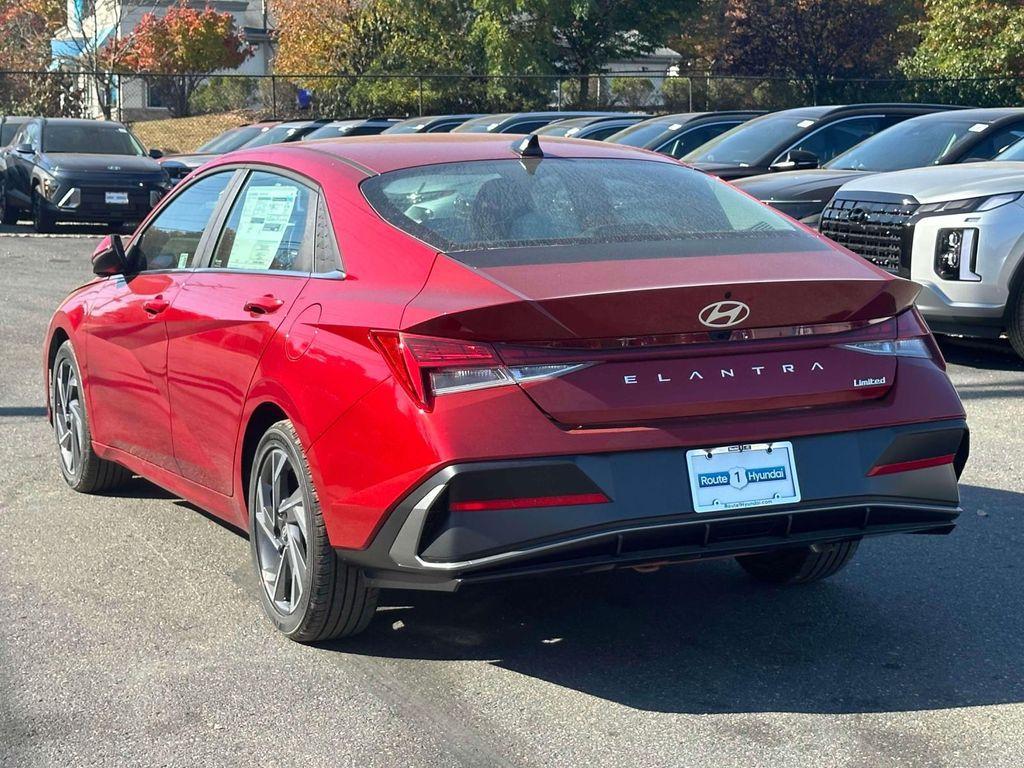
top-left (83, 170), bottom-right (237, 469)
top-left (165, 168), bottom-right (316, 495)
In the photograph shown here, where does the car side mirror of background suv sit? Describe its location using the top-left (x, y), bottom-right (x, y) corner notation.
top-left (769, 149), bottom-right (820, 172)
top-left (14, 143), bottom-right (34, 155)
top-left (91, 234), bottom-right (134, 276)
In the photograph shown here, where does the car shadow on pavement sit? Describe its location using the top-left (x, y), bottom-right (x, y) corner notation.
top-left (939, 337), bottom-right (1024, 372)
top-left (331, 483), bottom-right (1024, 715)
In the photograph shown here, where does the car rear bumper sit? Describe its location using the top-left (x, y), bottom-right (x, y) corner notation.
top-left (342, 418), bottom-right (968, 591)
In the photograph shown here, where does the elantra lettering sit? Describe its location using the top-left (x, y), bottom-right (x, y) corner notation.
top-left (623, 362), bottom-right (825, 385)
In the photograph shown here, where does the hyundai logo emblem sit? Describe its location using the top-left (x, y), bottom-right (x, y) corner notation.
top-left (848, 207), bottom-right (869, 223)
top-left (699, 300), bottom-right (750, 328)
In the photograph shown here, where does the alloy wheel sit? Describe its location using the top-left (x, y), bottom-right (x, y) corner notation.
top-left (253, 447), bottom-right (310, 615)
top-left (53, 358), bottom-right (84, 475)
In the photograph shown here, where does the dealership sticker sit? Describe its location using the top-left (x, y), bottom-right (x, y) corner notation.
top-left (969, 123), bottom-right (989, 132)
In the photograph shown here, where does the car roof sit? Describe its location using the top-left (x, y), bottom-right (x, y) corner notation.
top-left (39, 117), bottom-right (130, 128)
top-left (218, 132), bottom-right (678, 176)
top-left (457, 111), bottom-right (618, 130)
top-left (540, 114), bottom-right (648, 128)
top-left (912, 107), bottom-right (1024, 122)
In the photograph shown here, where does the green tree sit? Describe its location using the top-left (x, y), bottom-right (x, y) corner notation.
top-left (714, 0), bottom-right (919, 101)
top-left (902, 0), bottom-right (1024, 105)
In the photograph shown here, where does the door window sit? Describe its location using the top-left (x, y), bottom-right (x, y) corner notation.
top-left (132, 172), bottom-right (235, 271)
top-left (209, 171), bottom-right (314, 273)
top-left (962, 124), bottom-right (1024, 161)
top-left (25, 122), bottom-right (41, 150)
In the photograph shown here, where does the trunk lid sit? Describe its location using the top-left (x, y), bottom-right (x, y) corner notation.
top-left (401, 246), bottom-right (917, 425)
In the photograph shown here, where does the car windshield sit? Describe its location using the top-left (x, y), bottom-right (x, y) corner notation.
top-left (43, 124), bottom-right (145, 155)
top-left (607, 119), bottom-right (682, 146)
top-left (303, 123), bottom-right (358, 140)
top-left (1, 120), bottom-right (24, 146)
top-left (452, 114), bottom-right (514, 133)
top-left (826, 118), bottom-right (987, 171)
top-left (385, 118), bottom-right (433, 134)
top-left (992, 137), bottom-right (1024, 161)
top-left (683, 114), bottom-right (816, 165)
top-left (362, 158), bottom-right (821, 259)
top-left (241, 124), bottom-right (307, 148)
top-left (197, 125), bottom-right (265, 153)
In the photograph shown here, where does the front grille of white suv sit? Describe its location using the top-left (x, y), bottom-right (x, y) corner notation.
top-left (819, 197), bottom-right (919, 276)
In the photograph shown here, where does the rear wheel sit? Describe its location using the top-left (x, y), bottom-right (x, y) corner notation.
top-left (31, 190), bottom-right (54, 233)
top-left (1007, 280), bottom-right (1024, 360)
top-left (736, 540), bottom-right (859, 584)
top-left (249, 420), bottom-right (377, 642)
top-left (51, 341), bottom-right (132, 492)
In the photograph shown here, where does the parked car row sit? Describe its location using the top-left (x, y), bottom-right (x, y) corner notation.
top-left (8, 104), bottom-right (1024, 359)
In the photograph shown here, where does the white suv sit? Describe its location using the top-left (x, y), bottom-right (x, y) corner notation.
top-left (820, 156), bottom-right (1024, 358)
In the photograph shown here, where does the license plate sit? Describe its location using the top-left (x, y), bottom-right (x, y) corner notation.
top-left (105, 192), bottom-right (129, 205)
top-left (686, 442), bottom-right (801, 514)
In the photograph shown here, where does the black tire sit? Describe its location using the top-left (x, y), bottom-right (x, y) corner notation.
top-left (51, 341), bottom-right (132, 493)
top-left (249, 419), bottom-right (378, 642)
top-left (736, 540), bottom-right (859, 584)
top-left (1007, 279), bottom-right (1024, 361)
top-left (0, 179), bottom-right (18, 224)
top-left (31, 190), bottom-right (55, 233)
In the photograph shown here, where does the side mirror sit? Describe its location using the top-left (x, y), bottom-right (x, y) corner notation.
top-left (770, 149), bottom-right (819, 172)
top-left (148, 148), bottom-right (163, 159)
top-left (91, 234), bottom-right (133, 276)
top-left (14, 143), bottom-right (33, 155)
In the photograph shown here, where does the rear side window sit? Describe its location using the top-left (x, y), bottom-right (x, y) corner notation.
top-left (362, 158), bottom-right (819, 260)
top-left (133, 172), bottom-right (234, 271)
top-left (783, 116), bottom-right (888, 164)
top-left (210, 171), bottom-right (314, 272)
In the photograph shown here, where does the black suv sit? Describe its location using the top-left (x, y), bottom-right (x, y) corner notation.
top-left (682, 104), bottom-right (961, 181)
top-left (0, 117), bottom-right (169, 232)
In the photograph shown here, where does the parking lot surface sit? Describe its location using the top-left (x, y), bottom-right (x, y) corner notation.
top-left (1, 235), bottom-right (1023, 768)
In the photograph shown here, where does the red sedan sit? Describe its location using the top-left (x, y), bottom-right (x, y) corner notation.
top-left (45, 133), bottom-right (969, 641)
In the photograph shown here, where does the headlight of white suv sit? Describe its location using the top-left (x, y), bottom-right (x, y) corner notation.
top-left (917, 192), bottom-right (1022, 215)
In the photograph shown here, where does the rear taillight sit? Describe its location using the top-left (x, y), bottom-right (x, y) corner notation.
top-left (370, 331), bottom-right (588, 409)
top-left (839, 309), bottom-right (945, 369)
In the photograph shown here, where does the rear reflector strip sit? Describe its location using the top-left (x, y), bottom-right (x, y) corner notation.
top-left (450, 492), bottom-right (610, 512)
top-left (868, 454), bottom-right (955, 477)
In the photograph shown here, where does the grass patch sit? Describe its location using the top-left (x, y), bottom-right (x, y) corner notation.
top-left (130, 111), bottom-right (254, 154)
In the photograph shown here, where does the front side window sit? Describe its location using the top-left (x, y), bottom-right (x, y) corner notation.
top-left (43, 123), bottom-right (144, 155)
top-left (362, 158), bottom-right (822, 262)
top-left (962, 124), bottom-right (1024, 161)
top-left (210, 171), bottom-right (314, 272)
top-left (133, 172), bottom-right (235, 271)
top-left (26, 122), bottom-right (41, 150)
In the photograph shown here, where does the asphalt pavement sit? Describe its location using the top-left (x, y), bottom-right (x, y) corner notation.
top-left (1, 232), bottom-right (1023, 767)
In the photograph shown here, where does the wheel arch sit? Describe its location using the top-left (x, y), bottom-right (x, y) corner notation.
top-left (44, 324), bottom-right (71, 424)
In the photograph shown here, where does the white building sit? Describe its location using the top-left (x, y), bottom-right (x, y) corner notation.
top-left (51, 0), bottom-right (272, 119)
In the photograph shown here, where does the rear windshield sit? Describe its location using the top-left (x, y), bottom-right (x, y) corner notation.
top-left (362, 158), bottom-right (820, 258)
top-left (43, 124), bottom-right (145, 155)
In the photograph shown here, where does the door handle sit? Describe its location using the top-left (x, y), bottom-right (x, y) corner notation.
top-left (142, 296), bottom-right (169, 315)
top-left (244, 295), bottom-right (285, 315)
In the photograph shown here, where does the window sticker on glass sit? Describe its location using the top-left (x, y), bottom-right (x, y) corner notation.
top-left (797, 119), bottom-right (816, 128)
top-left (969, 123), bottom-right (989, 133)
top-left (669, 123), bottom-right (683, 131)
top-left (226, 186), bottom-right (299, 270)
top-left (177, 253), bottom-right (189, 268)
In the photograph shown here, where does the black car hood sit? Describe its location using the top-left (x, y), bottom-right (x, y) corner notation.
top-left (732, 169), bottom-right (872, 201)
top-left (49, 153), bottom-right (164, 176)
top-left (689, 161), bottom-right (767, 180)
top-left (160, 153), bottom-right (215, 170)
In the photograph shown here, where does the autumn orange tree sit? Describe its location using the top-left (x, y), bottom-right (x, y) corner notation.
top-left (112, 2), bottom-right (252, 116)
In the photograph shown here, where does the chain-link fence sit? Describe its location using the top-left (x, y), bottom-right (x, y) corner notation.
top-left (2, 69), bottom-right (1024, 154)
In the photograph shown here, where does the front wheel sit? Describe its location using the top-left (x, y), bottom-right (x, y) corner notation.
top-left (51, 341), bottom-right (132, 492)
top-left (249, 420), bottom-right (378, 642)
top-left (736, 540), bottom-right (859, 584)
top-left (32, 191), bottom-right (55, 233)
top-left (1007, 280), bottom-right (1024, 361)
